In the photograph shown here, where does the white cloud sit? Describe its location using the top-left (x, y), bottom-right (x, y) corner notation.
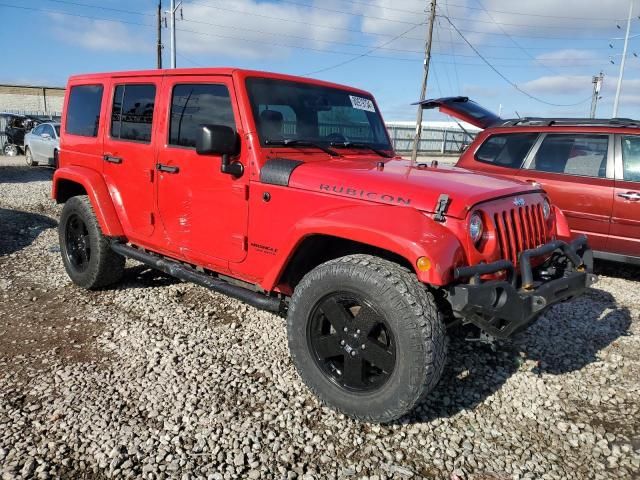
top-left (535, 49), bottom-right (600, 67)
top-left (175, 0), bottom-right (352, 58)
top-left (520, 75), bottom-right (592, 95)
top-left (49, 14), bottom-right (153, 53)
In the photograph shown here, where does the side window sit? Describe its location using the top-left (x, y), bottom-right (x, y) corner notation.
top-left (110, 84), bottom-right (156, 143)
top-left (169, 84), bottom-right (236, 148)
top-left (32, 125), bottom-right (44, 136)
top-left (621, 135), bottom-right (640, 182)
top-left (43, 125), bottom-right (55, 137)
top-left (475, 133), bottom-right (538, 168)
top-left (66, 84), bottom-right (103, 137)
top-left (528, 134), bottom-right (608, 178)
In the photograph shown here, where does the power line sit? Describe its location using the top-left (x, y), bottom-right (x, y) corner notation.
top-left (304, 22), bottom-right (427, 75)
top-left (254, 0), bottom-right (421, 25)
top-left (43, 0), bottom-right (154, 16)
top-left (438, 14), bottom-right (593, 107)
top-left (0, 2), bottom-right (153, 27)
top-left (391, 0), bottom-right (628, 22)
top-left (471, 0), bottom-right (561, 77)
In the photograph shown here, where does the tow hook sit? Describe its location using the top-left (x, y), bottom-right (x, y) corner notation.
top-left (465, 330), bottom-right (498, 350)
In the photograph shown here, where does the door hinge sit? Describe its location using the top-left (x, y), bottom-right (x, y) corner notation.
top-left (232, 183), bottom-right (249, 201)
top-left (231, 234), bottom-right (248, 251)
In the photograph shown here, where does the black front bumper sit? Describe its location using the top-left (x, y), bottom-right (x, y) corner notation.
top-left (448, 236), bottom-right (598, 339)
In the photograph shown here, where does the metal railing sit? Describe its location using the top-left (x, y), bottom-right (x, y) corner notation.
top-left (386, 124), bottom-right (477, 154)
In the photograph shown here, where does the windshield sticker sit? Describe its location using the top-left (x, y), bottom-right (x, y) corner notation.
top-left (349, 95), bottom-right (376, 112)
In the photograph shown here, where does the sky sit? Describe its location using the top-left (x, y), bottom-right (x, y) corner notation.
top-left (1, 0), bottom-right (639, 121)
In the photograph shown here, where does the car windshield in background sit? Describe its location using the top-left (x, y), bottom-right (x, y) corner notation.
top-left (246, 78), bottom-right (392, 151)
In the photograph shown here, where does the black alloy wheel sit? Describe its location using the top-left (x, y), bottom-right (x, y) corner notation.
top-left (64, 213), bottom-right (91, 273)
top-left (307, 291), bottom-right (396, 393)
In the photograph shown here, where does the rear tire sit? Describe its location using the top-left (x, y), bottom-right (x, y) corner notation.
top-left (59, 196), bottom-right (125, 289)
top-left (287, 254), bottom-right (447, 422)
top-left (25, 147), bottom-right (37, 166)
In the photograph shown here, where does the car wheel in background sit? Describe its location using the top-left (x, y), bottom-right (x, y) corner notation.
top-left (4, 143), bottom-right (18, 157)
top-left (25, 147), bottom-right (37, 166)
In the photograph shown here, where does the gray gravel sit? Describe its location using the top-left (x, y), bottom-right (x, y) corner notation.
top-left (1, 157), bottom-right (639, 479)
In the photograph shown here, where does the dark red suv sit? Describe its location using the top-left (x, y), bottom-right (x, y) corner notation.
top-left (420, 97), bottom-right (640, 264)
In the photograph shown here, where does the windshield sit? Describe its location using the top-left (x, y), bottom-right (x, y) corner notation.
top-left (246, 78), bottom-right (392, 151)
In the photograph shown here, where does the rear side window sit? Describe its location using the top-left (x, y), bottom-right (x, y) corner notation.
top-left (528, 134), bottom-right (608, 178)
top-left (111, 84), bottom-right (156, 142)
top-left (621, 135), bottom-right (640, 182)
top-left (66, 84), bottom-right (103, 137)
top-left (475, 133), bottom-right (538, 168)
top-left (169, 84), bottom-right (236, 148)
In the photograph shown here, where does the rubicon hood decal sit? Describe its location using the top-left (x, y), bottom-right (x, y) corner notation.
top-left (319, 184), bottom-right (411, 206)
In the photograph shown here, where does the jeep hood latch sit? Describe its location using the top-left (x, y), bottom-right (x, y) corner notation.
top-left (433, 194), bottom-right (450, 222)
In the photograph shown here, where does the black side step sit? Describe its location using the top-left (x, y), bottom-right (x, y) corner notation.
top-left (111, 242), bottom-right (283, 313)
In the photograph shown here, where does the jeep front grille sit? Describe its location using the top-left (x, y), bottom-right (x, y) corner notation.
top-left (493, 204), bottom-right (549, 265)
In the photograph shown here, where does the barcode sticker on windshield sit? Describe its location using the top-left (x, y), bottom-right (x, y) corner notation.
top-left (349, 95), bottom-right (376, 112)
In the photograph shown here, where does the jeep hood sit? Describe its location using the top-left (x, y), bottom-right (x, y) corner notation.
top-left (287, 157), bottom-right (540, 219)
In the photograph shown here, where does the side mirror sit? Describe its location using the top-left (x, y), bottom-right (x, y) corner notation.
top-left (196, 124), bottom-right (243, 177)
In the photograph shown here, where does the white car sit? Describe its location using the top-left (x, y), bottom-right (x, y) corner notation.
top-left (24, 122), bottom-right (60, 168)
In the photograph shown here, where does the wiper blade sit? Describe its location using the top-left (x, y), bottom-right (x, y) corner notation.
top-left (264, 138), bottom-right (338, 156)
top-left (329, 141), bottom-right (392, 158)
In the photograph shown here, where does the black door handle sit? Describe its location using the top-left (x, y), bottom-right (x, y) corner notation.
top-left (156, 163), bottom-right (179, 174)
top-left (104, 155), bottom-right (123, 164)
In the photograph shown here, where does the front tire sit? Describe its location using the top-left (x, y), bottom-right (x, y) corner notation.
top-left (59, 196), bottom-right (125, 289)
top-left (25, 147), bottom-right (37, 166)
top-left (287, 254), bottom-right (447, 422)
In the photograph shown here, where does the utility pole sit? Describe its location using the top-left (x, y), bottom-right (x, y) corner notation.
top-left (157, 1), bottom-right (162, 69)
top-left (410, 0), bottom-right (437, 165)
top-left (590, 72), bottom-right (603, 118)
top-left (613, 0), bottom-right (633, 118)
top-left (168, 0), bottom-right (182, 69)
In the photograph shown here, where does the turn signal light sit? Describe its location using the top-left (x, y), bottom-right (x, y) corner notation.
top-left (417, 256), bottom-right (432, 271)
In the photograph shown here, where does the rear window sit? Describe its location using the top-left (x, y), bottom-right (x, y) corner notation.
top-left (621, 135), bottom-right (640, 182)
top-left (65, 85), bottom-right (103, 137)
top-left (528, 134), bottom-right (608, 178)
top-left (111, 84), bottom-right (156, 143)
top-left (475, 133), bottom-right (538, 168)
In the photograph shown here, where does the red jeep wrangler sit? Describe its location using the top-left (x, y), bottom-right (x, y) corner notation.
top-left (53, 69), bottom-right (595, 422)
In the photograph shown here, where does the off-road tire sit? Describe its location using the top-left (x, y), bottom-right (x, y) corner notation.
top-left (59, 195), bottom-right (125, 289)
top-left (25, 147), bottom-right (37, 166)
top-left (287, 254), bottom-right (447, 423)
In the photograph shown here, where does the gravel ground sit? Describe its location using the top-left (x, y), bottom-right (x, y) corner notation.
top-left (1, 157), bottom-right (639, 480)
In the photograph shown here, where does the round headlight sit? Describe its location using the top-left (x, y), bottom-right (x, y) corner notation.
top-left (469, 212), bottom-right (484, 244)
top-left (542, 198), bottom-right (551, 219)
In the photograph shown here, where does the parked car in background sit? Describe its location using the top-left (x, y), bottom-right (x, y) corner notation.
top-left (24, 122), bottom-right (61, 168)
top-left (419, 96), bottom-right (640, 265)
top-left (1, 113), bottom-right (42, 156)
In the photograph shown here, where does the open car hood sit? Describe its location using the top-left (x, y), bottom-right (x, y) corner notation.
top-left (414, 96), bottom-right (502, 130)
